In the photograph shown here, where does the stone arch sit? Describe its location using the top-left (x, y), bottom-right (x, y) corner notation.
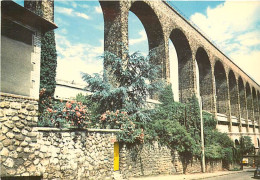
top-left (195, 47), bottom-right (213, 112)
top-left (238, 77), bottom-right (247, 120)
top-left (169, 29), bottom-right (194, 102)
top-left (129, 1), bottom-right (164, 51)
top-left (129, 1), bottom-right (166, 77)
top-left (99, 1), bottom-right (166, 86)
top-left (214, 60), bottom-right (229, 115)
top-left (246, 83), bottom-right (254, 122)
top-left (228, 70), bottom-right (239, 118)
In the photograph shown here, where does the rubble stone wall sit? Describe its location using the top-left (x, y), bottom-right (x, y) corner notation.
top-left (0, 93), bottom-right (117, 180)
top-left (119, 142), bottom-right (222, 179)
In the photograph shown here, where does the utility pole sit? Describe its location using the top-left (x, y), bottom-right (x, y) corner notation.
top-left (199, 96), bottom-right (206, 172)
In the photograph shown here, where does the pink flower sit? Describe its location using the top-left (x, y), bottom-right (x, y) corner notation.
top-left (47, 108), bottom-right (53, 113)
top-left (75, 106), bottom-right (79, 111)
top-left (101, 113), bottom-right (107, 121)
top-left (76, 111), bottom-right (81, 117)
top-left (66, 102), bottom-right (71, 109)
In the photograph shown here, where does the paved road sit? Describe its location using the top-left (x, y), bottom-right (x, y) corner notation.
top-left (205, 170), bottom-right (255, 180)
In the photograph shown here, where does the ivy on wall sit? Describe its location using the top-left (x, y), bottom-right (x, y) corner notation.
top-left (24, 1), bottom-right (57, 126)
top-left (40, 30), bottom-right (57, 98)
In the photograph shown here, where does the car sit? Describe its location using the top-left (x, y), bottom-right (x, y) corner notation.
top-left (254, 166), bottom-right (260, 178)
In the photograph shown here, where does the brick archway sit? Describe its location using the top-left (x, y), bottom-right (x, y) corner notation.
top-left (195, 47), bottom-right (213, 112)
top-left (169, 29), bottom-right (194, 103)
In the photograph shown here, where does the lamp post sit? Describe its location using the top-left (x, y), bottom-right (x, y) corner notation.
top-left (199, 96), bottom-right (206, 173)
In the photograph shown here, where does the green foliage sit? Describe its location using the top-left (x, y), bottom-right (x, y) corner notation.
top-left (147, 85), bottom-right (236, 171)
top-left (82, 51), bottom-right (161, 143)
top-left (83, 51), bottom-right (161, 116)
top-left (40, 30), bottom-right (57, 97)
top-left (147, 85), bottom-right (201, 173)
top-left (203, 111), bottom-right (217, 131)
top-left (238, 136), bottom-right (255, 155)
top-left (204, 129), bottom-right (234, 163)
top-left (159, 84), bottom-right (174, 105)
top-left (38, 30), bottom-right (57, 125)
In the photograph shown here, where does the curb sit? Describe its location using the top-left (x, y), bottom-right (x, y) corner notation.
top-left (193, 170), bottom-right (244, 180)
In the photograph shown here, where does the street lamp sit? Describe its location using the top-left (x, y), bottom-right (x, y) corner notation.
top-left (199, 96), bottom-right (206, 173)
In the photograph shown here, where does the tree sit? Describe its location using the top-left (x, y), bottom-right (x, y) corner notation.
top-left (147, 85), bottom-right (200, 174)
top-left (234, 136), bottom-right (255, 169)
top-left (82, 50), bottom-right (162, 143)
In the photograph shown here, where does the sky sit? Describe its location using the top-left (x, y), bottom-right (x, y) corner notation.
top-left (14, 0), bottom-right (260, 93)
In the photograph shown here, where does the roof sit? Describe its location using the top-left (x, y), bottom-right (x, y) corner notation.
top-left (1, 1), bottom-right (57, 33)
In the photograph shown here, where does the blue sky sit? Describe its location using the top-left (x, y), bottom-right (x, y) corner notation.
top-left (14, 1), bottom-right (260, 89)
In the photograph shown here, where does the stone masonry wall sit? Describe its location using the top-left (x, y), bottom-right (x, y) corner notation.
top-left (34, 128), bottom-right (116, 180)
top-left (0, 93), bottom-right (117, 179)
top-left (119, 142), bottom-right (222, 179)
top-left (0, 93), bottom-right (222, 179)
top-left (0, 93), bottom-right (39, 176)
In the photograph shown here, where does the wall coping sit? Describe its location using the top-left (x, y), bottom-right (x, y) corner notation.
top-left (0, 92), bottom-right (39, 101)
top-left (34, 127), bottom-right (121, 133)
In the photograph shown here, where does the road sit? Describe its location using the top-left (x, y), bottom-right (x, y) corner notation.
top-left (205, 170), bottom-right (255, 180)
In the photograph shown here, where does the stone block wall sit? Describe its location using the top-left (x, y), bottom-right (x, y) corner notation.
top-left (0, 93), bottom-right (117, 179)
top-left (119, 142), bottom-right (176, 178)
top-left (0, 93), bottom-right (225, 179)
top-left (119, 142), bottom-right (222, 179)
top-left (0, 93), bottom-right (39, 176)
top-left (34, 128), bottom-right (116, 180)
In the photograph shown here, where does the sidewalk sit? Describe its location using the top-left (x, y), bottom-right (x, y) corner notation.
top-left (129, 168), bottom-right (254, 180)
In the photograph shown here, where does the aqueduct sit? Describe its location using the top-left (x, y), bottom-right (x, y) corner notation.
top-left (98, 0), bottom-right (260, 145)
top-left (1, 1), bottom-right (260, 177)
top-left (3, 0), bottom-right (260, 145)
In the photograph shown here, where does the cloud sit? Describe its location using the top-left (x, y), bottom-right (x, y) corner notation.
top-left (71, 2), bottom-right (77, 8)
top-left (129, 30), bottom-right (147, 45)
top-left (55, 34), bottom-right (104, 84)
top-left (190, 1), bottom-right (260, 84)
top-left (229, 50), bottom-right (260, 84)
top-left (55, 7), bottom-right (73, 15)
top-left (79, 4), bottom-right (89, 9)
top-left (95, 6), bottom-right (102, 14)
top-left (55, 6), bottom-right (91, 20)
top-left (75, 12), bottom-right (90, 20)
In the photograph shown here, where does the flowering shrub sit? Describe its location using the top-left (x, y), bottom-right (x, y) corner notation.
top-left (100, 110), bottom-right (144, 143)
top-left (41, 99), bottom-right (91, 128)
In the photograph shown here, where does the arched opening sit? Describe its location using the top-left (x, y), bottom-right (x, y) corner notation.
top-left (252, 87), bottom-right (259, 126)
top-left (195, 47), bottom-right (213, 112)
top-left (246, 83), bottom-right (254, 121)
top-left (238, 77), bottom-right (247, 120)
top-left (128, 12), bottom-right (148, 56)
top-left (129, 1), bottom-right (165, 78)
top-left (235, 139), bottom-right (239, 146)
top-left (214, 61), bottom-right (228, 115)
top-left (228, 70), bottom-right (239, 118)
top-left (258, 138), bottom-right (260, 148)
top-left (169, 29), bottom-right (194, 103)
top-left (169, 41), bottom-right (179, 102)
top-left (53, 1), bottom-right (104, 99)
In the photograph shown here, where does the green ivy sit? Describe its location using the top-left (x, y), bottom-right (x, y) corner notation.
top-left (40, 30), bottom-right (57, 97)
